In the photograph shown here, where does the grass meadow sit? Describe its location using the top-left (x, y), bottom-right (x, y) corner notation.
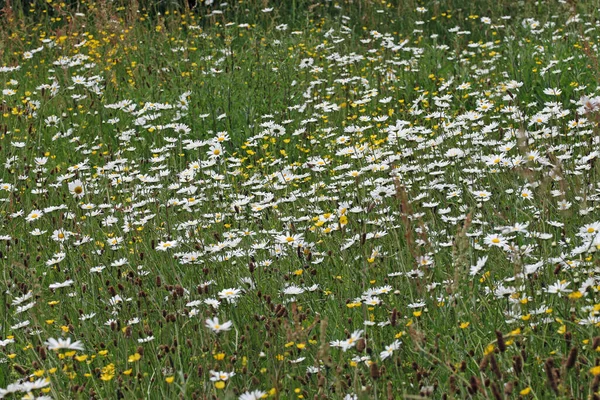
top-left (1, 0), bottom-right (600, 398)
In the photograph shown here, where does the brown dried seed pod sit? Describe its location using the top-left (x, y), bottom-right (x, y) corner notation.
top-left (513, 355), bottom-right (523, 376)
top-left (356, 338), bottom-right (365, 353)
top-left (489, 354), bottom-right (502, 379)
top-left (370, 362), bottom-right (380, 380)
top-left (504, 381), bottom-right (513, 395)
top-left (495, 330), bottom-right (506, 352)
top-left (545, 358), bottom-right (559, 394)
top-left (479, 355), bottom-right (489, 371)
top-left (490, 382), bottom-right (503, 400)
top-left (565, 346), bottom-right (578, 370)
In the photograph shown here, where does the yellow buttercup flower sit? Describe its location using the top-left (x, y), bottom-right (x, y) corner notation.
top-left (214, 381), bottom-right (225, 389)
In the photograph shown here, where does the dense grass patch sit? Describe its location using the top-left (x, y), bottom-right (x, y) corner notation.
top-left (1, 0), bottom-right (600, 399)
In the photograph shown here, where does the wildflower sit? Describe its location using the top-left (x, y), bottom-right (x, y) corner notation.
top-left (216, 132), bottom-right (230, 142)
top-left (557, 199), bottom-right (572, 210)
top-left (45, 115), bottom-right (60, 127)
top-left (25, 210), bottom-right (44, 222)
top-left (472, 190), bottom-right (492, 202)
top-left (543, 88), bottom-right (562, 96)
top-left (218, 287), bottom-right (242, 303)
top-left (204, 298), bottom-right (221, 309)
top-left (275, 232), bottom-right (304, 246)
top-left (579, 95), bottom-right (600, 113)
top-left (330, 330), bottom-right (364, 352)
top-left (519, 188), bottom-right (533, 200)
top-left (34, 157), bottom-right (48, 166)
top-left (445, 148), bottom-right (464, 158)
top-left (484, 234), bottom-right (508, 248)
top-left (156, 240), bottom-right (178, 251)
top-left (208, 143), bottom-right (223, 158)
top-left (519, 387), bottom-right (531, 396)
top-left (469, 256), bottom-right (488, 276)
top-left (205, 317), bottom-right (233, 333)
top-left (49, 280), bottom-right (74, 290)
top-left (282, 285), bottom-right (305, 295)
top-left (380, 340), bottom-right (401, 360)
top-left (68, 180), bottom-right (85, 198)
top-left (209, 370), bottom-right (235, 381)
top-left (0, 182), bottom-right (14, 191)
top-left (100, 363), bottom-right (115, 381)
top-left (107, 236), bottom-right (124, 248)
top-left (299, 58), bottom-right (314, 69)
top-left (45, 337), bottom-right (84, 351)
top-left (580, 222), bottom-right (600, 236)
top-left (239, 390), bottom-right (267, 400)
top-left (30, 228), bottom-right (46, 236)
top-left (546, 280), bottom-right (572, 297)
